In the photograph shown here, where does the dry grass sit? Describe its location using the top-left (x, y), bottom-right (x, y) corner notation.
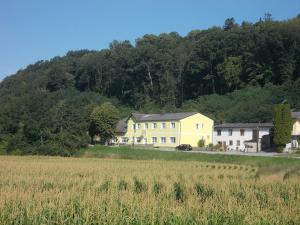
top-left (0, 156), bottom-right (299, 224)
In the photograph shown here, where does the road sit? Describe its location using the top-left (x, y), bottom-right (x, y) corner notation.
top-left (143, 147), bottom-right (300, 159)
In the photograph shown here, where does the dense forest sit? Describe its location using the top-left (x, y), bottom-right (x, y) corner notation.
top-left (1, 14), bottom-right (300, 155)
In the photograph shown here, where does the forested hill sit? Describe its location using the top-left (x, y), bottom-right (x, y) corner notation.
top-left (1, 15), bottom-right (300, 155)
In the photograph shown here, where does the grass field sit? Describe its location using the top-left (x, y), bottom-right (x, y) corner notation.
top-left (0, 153), bottom-right (299, 224)
top-left (77, 145), bottom-right (300, 170)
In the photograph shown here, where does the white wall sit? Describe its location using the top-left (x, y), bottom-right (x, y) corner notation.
top-left (213, 127), bottom-right (270, 151)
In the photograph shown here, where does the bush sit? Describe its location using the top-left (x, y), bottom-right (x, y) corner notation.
top-left (10, 149), bottom-right (22, 156)
top-left (197, 139), bottom-right (205, 147)
top-left (0, 141), bottom-right (8, 155)
top-left (276, 145), bottom-right (284, 153)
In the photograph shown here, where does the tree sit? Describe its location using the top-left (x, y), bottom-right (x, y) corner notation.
top-left (223, 18), bottom-right (238, 31)
top-left (273, 102), bottom-right (292, 152)
top-left (89, 102), bottom-right (119, 144)
top-left (217, 56), bottom-right (242, 91)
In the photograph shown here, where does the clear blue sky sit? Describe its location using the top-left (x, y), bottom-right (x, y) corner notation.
top-left (1, 0), bottom-right (300, 80)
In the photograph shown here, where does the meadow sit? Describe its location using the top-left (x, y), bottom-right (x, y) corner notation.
top-left (0, 153), bottom-right (299, 224)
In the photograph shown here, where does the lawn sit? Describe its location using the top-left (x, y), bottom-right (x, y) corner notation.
top-left (76, 145), bottom-right (300, 170)
top-left (0, 155), bottom-right (299, 224)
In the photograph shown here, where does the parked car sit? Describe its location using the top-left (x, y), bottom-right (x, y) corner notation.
top-left (176, 144), bottom-right (192, 151)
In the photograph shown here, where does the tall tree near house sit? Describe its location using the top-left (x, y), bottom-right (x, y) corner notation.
top-left (89, 102), bottom-right (119, 144)
top-left (273, 102), bottom-right (292, 152)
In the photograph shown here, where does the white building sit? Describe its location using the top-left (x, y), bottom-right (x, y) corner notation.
top-left (213, 123), bottom-right (273, 152)
top-left (290, 112), bottom-right (300, 149)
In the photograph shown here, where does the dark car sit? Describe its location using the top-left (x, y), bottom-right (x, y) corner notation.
top-left (175, 144), bottom-right (192, 151)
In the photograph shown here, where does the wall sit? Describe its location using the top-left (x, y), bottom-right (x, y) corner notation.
top-left (117, 118), bottom-right (181, 147)
top-left (115, 113), bottom-right (214, 148)
top-left (180, 113), bottom-right (214, 147)
top-left (292, 119), bottom-right (300, 135)
top-left (213, 127), bottom-right (270, 151)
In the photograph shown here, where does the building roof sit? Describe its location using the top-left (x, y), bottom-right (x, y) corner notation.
top-left (214, 123), bottom-right (273, 129)
top-left (131, 112), bottom-right (198, 122)
top-left (115, 118), bottom-right (128, 133)
top-left (292, 112), bottom-right (300, 119)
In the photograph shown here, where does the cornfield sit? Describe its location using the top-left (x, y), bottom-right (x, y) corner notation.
top-left (0, 156), bottom-right (299, 224)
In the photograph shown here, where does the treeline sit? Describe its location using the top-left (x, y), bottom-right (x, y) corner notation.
top-left (0, 14), bottom-right (300, 155)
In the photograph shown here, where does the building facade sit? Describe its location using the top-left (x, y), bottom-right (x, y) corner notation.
top-left (291, 112), bottom-right (300, 148)
top-left (213, 123), bottom-right (273, 152)
top-left (115, 112), bottom-right (214, 147)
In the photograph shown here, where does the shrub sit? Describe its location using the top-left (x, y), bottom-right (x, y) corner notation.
top-left (118, 179), bottom-right (128, 191)
top-left (133, 177), bottom-right (147, 193)
top-left (197, 139), bottom-right (205, 147)
top-left (0, 141), bottom-right (8, 155)
top-left (10, 149), bottom-right (22, 156)
top-left (173, 182), bottom-right (186, 203)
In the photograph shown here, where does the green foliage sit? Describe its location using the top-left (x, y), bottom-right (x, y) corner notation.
top-left (153, 181), bottom-right (164, 195)
top-left (0, 141), bottom-right (8, 155)
top-left (198, 139), bottom-right (205, 147)
top-left (118, 180), bottom-right (128, 191)
top-left (133, 177), bottom-right (147, 193)
top-left (1, 15), bottom-right (300, 155)
top-left (77, 145), bottom-right (300, 169)
top-left (89, 102), bottom-right (119, 144)
top-left (274, 103), bottom-right (293, 152)
top-left (173, 182), bottom-right (186, 202)
top-left (99, 180), bottom-right (111, 192)
top-left (194, 183), bottom-right (214, 201)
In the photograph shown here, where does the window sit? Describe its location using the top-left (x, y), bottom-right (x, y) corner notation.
top-left (240, 129), bottom-right (245, 136)
top-left (152, 137), bottom-right (157, 144)
top-left (137, 123), bottom-right (141, 129)
top-left (237, 140), bottom-right (240, 146)
top-left (218, 141), bottom-right (222, 145)
top-left (228, 129), bottom-right (232, 136)
top-left (171, 122), bottom-right (176, 128)
top-left (136, 137), bottom-right (141, 143)
top-left (161, 123), bottom-right (166, 129)
top-left (144, 123), bottom-right (148, 129)
top-left (153, 123), bottom-right (157, 129)
top-left (196, 123), bottom-right (203, 129)
top-left (229, 140), bottom-right (233, 146)
top-left (122, 137), bottom-right (128, 143)
top-left (170, 137), bottom-right (176, 143)
top-left (160, 137), bottom-right (166, 143)
top-left (217, 129), bottom-right (222, 136)
top-left (144, 138), bottom-right (147, 144)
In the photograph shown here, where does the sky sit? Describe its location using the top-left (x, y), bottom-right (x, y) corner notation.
top-left (1, 0), bottom-right (300, 80)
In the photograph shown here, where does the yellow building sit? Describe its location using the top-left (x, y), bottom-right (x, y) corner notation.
top-left (291, 112), bottom-right (300, 148)
top-left (115, 112), bottom-right (213, 147)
